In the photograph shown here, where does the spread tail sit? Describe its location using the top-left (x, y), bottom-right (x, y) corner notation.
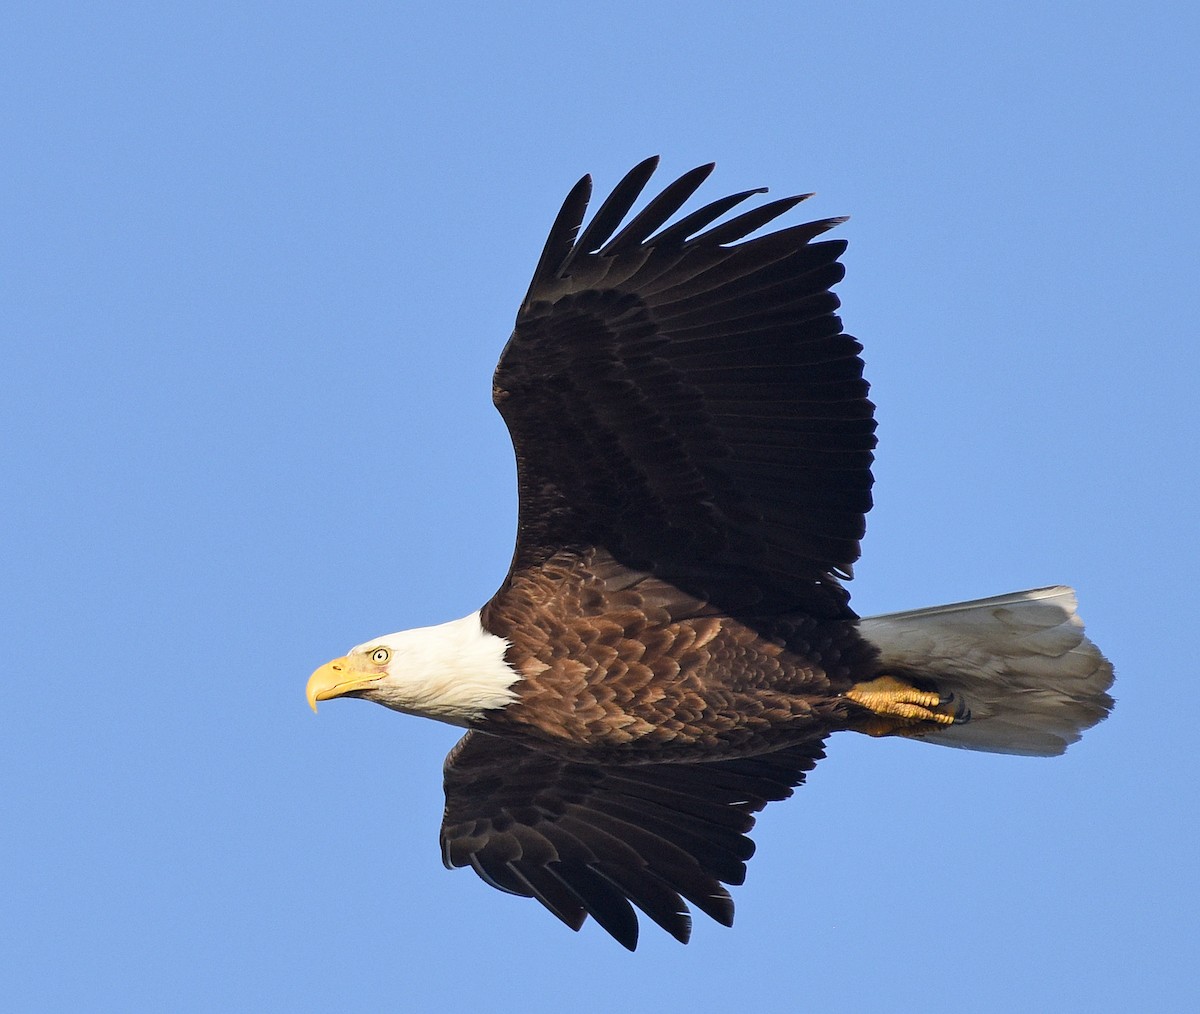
top-left (856, 587), bottom-right (1114, 756)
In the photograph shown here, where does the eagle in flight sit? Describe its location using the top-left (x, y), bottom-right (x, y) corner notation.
top-left (306, 158), bottom-right (1113, 949)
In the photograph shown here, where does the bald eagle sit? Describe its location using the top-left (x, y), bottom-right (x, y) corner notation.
top-left (306, 158), bottom-right (1113, 950)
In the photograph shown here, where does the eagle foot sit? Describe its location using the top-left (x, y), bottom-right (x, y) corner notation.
top-left (844, 675), bottom-right (966, 738)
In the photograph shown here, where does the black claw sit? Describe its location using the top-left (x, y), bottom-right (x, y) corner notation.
top-left (937, 690), bottom-right (971, 723)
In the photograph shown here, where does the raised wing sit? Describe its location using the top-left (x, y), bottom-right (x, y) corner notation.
top-left (440, 729), bottom-right (826, 950)
top-left (492, 157), bottom-right (875, 620)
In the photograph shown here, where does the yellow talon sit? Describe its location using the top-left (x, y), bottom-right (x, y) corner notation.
top-left (845, 675), bottom-right (964, 737)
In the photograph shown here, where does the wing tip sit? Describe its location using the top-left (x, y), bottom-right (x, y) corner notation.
top-left (530, 159), bottom-right (848, 292)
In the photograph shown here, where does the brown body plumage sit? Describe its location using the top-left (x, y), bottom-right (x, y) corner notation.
top-left (481, 548), bottom-right (872, 759)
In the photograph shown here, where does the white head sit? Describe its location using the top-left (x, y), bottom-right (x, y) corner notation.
top-left (306, 612), bottom-right (521, 727)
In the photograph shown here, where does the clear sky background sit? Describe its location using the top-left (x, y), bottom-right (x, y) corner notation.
top-left (4, 3), bottom-right (1197, 1011)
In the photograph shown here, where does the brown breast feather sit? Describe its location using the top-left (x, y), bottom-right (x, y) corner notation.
top-left (478, 549), bottom-right (876, 759)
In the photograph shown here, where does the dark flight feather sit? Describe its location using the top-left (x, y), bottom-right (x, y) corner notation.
top-left (600, 162), bottom-right (715, 255)
top-left (441, 730), bottom-right (823, 950)
top-left (561, 156), bottom-right (662, 273)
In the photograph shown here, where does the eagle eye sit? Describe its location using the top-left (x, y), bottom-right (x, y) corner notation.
top-left (370, 647), bottom-right (391, 665)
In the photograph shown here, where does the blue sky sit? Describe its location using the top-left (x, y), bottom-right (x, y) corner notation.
top-left (3, 2), bottom-right (1197, 1011)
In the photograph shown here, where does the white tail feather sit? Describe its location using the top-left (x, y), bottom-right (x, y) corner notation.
top-left (857, 587), bottom-right (1114, 756)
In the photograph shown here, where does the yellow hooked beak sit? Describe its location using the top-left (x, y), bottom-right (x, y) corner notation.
top-left (306, 657), bottom-right (385, 713)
